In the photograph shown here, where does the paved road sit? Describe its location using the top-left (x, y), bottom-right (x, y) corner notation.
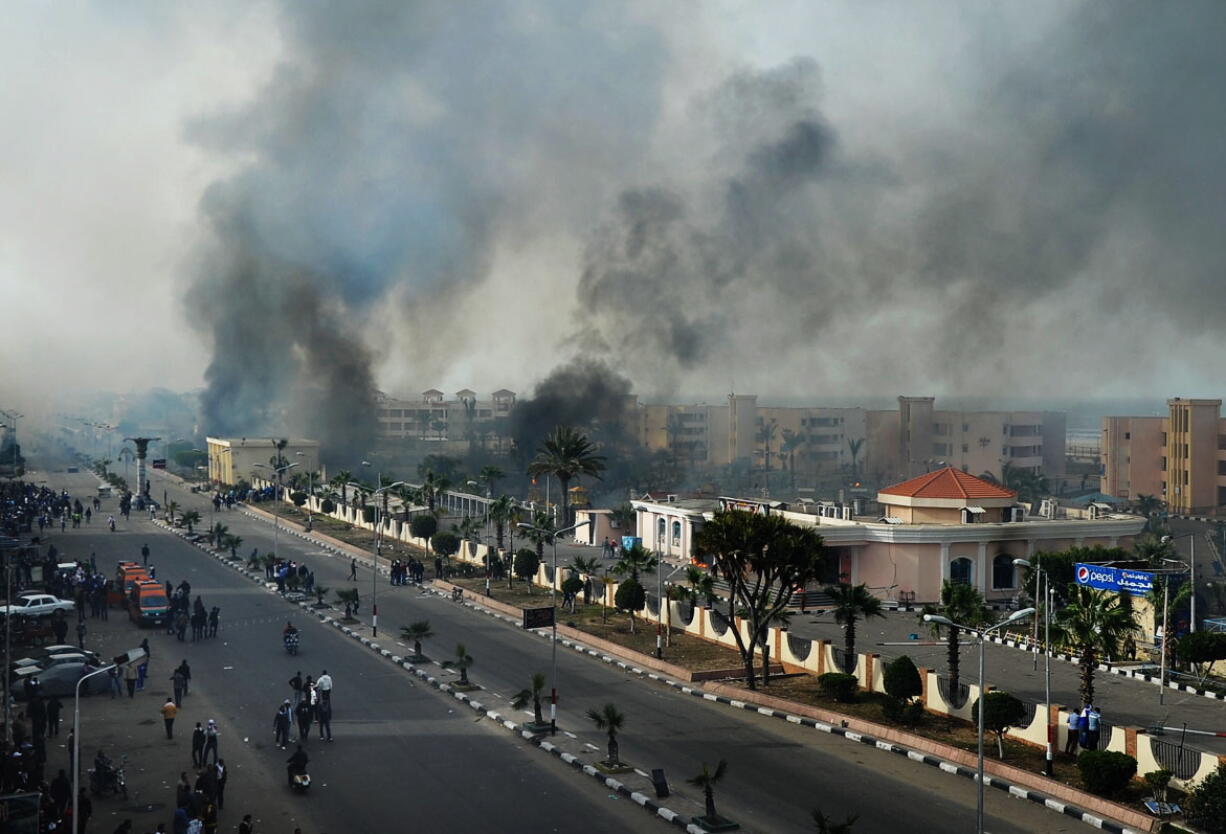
top-left (120, 468), bottom-right (1099, 833)
top-left (32, 470), bottom-right (655, 834)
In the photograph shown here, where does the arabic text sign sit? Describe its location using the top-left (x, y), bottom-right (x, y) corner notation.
top-left (1075, 563), bottom-right (1154, 596)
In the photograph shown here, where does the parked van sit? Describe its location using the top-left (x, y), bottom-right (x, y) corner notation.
top-left (128, 579), bottom-right (169, 627)
top-left (113, 563), bottom-right (151, 606)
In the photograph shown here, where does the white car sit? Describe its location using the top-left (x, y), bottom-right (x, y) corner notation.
top-left (0, 594), bottom-right (76, 618)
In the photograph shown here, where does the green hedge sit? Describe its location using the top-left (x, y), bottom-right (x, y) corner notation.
top-left (818, 672), bottom-right (859, 703)
top-left (1077, 750), bottom-right (1137, 797)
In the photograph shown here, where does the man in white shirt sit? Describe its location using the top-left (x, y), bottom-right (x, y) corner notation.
top-left (316, 670), bottom-right (332, 703)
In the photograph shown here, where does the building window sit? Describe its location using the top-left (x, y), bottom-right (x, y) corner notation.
top-left (950, 558), bottom-right (973, 586)
top-left (657, 517), bottom-right (666, 544)
top-left (671, 521), bottom-right (682, 547)
top-left (962, 444), bottom-right (969, 453)
top-left (992, 554), bottom-right (1015, 589)
top-left (1125, 432), bottom-right (1131, 440)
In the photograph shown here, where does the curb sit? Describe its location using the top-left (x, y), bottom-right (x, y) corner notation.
top-left (156, 519), bottom-right (709, 833)
top-left (225, 510), bottom-right (1150, 833)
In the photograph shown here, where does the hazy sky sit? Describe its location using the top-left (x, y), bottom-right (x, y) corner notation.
top-left (3, 1), bottom-right (1225, 422)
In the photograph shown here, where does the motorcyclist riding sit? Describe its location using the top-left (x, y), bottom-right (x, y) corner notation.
top-left (286, 745), bottom-right (309, 788)
top-left (283, 621), bottom-right (300, 655)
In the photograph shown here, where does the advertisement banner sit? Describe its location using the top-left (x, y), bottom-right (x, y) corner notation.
top-left (1074, 563), bottom-right (1155, 596)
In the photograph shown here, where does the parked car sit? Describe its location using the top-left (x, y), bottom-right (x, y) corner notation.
top-left (1, 594), bottom-right (75, 618)
top-left (12, 652), bottom-right (100, 673)
top-left (11, 661), bottom-right (98, 699)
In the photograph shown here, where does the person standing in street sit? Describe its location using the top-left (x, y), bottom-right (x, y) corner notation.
top-left (161, 698), bottom-right (178, 739)
top-left (316, 669), bottom-right (332, 704)
top-left (141, 543), bottom-right (150, 566)
top-left (124, 662), bottom-right (139, 698)
top-left (294, 699), bottom-right (313, 744)
top-left (176, 660), bottom-right (192, 696)
top-left (214, 759), bottom-right (228, 810)
top-left (46, 696), bottom-right (63, 737)
top-left (349, 558), bottom-right (357, 580)
top-left (316, 697), bottom-right (332, 742)
top-left (191, 723), bottom-right (205, 767)
top-left (273, 701), bottom-right (291, 750)
top-left (202, 719), bottom-right (220, 765)
top-left (171, 667), bottom-right (187, 706)
top-left (289, 671), bottom-right (303, 707)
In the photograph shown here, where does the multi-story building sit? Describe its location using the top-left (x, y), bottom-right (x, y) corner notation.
top-left (863, 397), bottom-right (1066, 486)
top-left (375, 389), bottom-right (517, 449)
top-left (1101, 397), bottom-right (1226, 514)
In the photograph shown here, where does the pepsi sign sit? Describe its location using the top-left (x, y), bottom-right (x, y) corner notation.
top-left (1074, 563), bottom-right (1154, 596)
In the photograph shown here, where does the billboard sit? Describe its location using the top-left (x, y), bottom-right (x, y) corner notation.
top-left (1074, 563), bottom-right (1154, 596)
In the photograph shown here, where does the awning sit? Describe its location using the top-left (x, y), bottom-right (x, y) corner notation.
top-left (965, 506), bottom-right (985, 514)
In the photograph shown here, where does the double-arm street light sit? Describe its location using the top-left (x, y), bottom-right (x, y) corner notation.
top-left (254, 461), bottom-right (299, 562)
top-left (1162, 533), bottom-right (1198, 632)
top-left (518, 519), bottom-right (590, 734)
top-left (368, 473), bottom-right (405, 638)
top-left (924, 607), bottom-right (1035, 834)
top-left (74, 648), bottom-right (146, 833)
top-left (1014, 558), bottom-right (1055, 776)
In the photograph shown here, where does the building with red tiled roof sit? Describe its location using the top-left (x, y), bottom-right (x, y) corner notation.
top-left (878, 467), bottom-right (1019, 525)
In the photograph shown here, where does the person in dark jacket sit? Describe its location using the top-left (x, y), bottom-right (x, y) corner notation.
top-left (46, 697), bottom-right (63, 737)
top-left (191, 723), bottom-right (205, 767)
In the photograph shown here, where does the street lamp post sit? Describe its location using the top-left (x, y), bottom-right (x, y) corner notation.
top-left (369, 477), bottom-right (405, 638)
top-left (1162, 533), bottom-right (1198, 632)
top-left (1015, 558), bottom-right (1054, 776)
top-left (1, 537), bottom-right (19, 745)
top-left (656, 528), bottom-right (665, 659)
top-left (74, 648), bottom-right (145, 833)
top-left (254, 461), bottom-right (299, 563)
top-left (925, 607), bottom-right (1035, 834)
top-left (519, 519), bottom-right (590, 734)
top-left (1155, 558), bottom-right (1190, 706)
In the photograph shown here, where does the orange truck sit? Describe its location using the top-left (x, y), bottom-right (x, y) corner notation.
top-left (128, 578), bottom-right (170, 627)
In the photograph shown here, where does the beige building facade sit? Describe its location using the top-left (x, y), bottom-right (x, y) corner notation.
top-left (206, 437), bottom-right (320, 486)
top-left (1101, 397), bottom-right (1226, 514)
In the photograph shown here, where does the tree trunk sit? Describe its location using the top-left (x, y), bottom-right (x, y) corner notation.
top-left (844, 618), bottom-right (857, 674)
top-left (997, 733), bottom-right (1005, 759)
top-left (760, 629), bottom-right (772, 686)
top-left (608, 736), bottom-right (619, 765)
top-left (559, 475), bottom-right (571, 529)
top-left (705, 788), bottom-right (716, 820)
top-left (1080, 649), bottom-right (1095, 705)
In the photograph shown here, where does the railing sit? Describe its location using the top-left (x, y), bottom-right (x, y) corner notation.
top-left (786, 632), bottom-right (812, 661)
top-left (709, 609), bottom-right (730, 636)
top-left (1150, 736), bottom-right (1200, 779)
top-left (833, 647), bottom-right (856, 675)
top-left (936, 676), bottom-right (970, 709)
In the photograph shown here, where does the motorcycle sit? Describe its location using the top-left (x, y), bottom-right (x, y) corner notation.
top-left (89, 755), bottom-right (128, 799)
top-left (289, 769), bottom-right (312, 793)
top-left (284, 631), bottom-right (300, 656)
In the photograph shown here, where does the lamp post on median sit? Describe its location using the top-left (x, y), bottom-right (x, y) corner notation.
top-left (519, 518), bottom-right (590, 735)
top-left (254, 461), bottom-right (299, 563)
top-left (1162, 533), bottom-right (1198, 632)
top-left (925, 607), bottom-right (1035, 834)
top-left (1014, 558), bottom-right (1054, 776)
top-left (74, 648), bottom-right (146, 833)
top-left (1157, 557), bottom-right (1191, 705)
top-left (369, 477), bottom-right (405, 638)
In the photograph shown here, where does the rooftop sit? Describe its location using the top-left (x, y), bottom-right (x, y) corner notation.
top-left (879, 467), bottom-right (1016, 500)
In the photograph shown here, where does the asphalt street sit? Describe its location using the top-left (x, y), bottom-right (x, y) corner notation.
top-left (127, 468), bottom-right (1095, 834)
top-left (33, 469), bottom-right (656, 834)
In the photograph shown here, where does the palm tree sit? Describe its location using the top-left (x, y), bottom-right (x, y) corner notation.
top-left (922, 580), bottom-right (989, 697)
top-left (813, 808), bottom-right (859, 833)
top-left (757, 420), bottom-right (778, 474)
top-left (527, 425), bottom-right (607, 529)
top-left (312, 585), bottom-right (330, 607)
top-left (418, 470), bottom-right (450, 515)
top-left (847, 437), bottom-right (865, 481)
top-left (586, 703), bottom-right (625, 766)
top-left (613, 543), bottom-right (658, 582)
top-left (210, 522), bottom-right (229, 548)
top-left (1134, 493), bottom-right (1164, 530)
top-left (825, 583), bottom-right (885, 674)
top-left (444, 643), bottom-right (474, 685)
top-left (331, 471), bottom-right (353, 505)
top-left (676, 566), bottom-right (717, 609)
top-left (781, 429), bottom-right (805, 492)
top-left (335, 588), bottom-right (359, 619)
top-left (570, 556), bottom-right (600, 605)
top-left (182, 510), bottom-right (201, 534)
top-left (511, 672), bottom-right (548, 727)
top-left (1134, 534), bottom-right (1176, 568)
top-left (1053, 585), bottom-right (1141, 705)
top-left (165, 500), bottom-right (180, 525)
top-left (400, 620), bottom-right (434, 660)
top-left (609, 503), bottom-right (635, 535)
top-left (487, 495), bottom-right (516, 551)
top-left (687, 759), bottom-right (728, 822)
top-left (223, 534), bottom-right (243, 558)
top-left (523, 510), bottom-right (556, 561)
top-left (479, 465), bottom-right (504, 496)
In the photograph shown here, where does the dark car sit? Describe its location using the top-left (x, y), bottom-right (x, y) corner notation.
top-left (12, 661), bottom-right (99, 700)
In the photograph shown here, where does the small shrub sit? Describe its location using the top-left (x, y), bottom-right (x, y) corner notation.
top-left (972, 691), bottom-right (1027, 759)
top-left (1077, 750), bottom-right (1138, 797)
top-left (1143, 769), bottom-right (1172, 803)
top-left (410, 514), bottom-right (439, 541)
top-left (290, 491), bottom-right (307, 507)
top-left (431, 531), bottom-right (461, 560)
top-left (1186, 762), bottom-right (1226, 834)
top-left (361, 506), bottom-right (376, 523)
top-left (320, 498), bottom-right (335, 514)
top-left (883, 655), bottom-right (922, 703)
top-left (818, 672), bottom-right (859, 703)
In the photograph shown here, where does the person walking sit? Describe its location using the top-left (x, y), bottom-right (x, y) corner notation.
top-left (316, 669), bottom-right (332, 704)
top-left (49, 769), bottom-right (71, 816)
top-left (141, 543), bottom-right (150, 566)
top-left (161, 698), bottom-right (178, 739)
top-left (176, 660), bottom-right (192, 696)
top-left (289, 671), bottom-right (303, 708)
top-left (294, 699), bottom-right (313, 744)
top-left (349, 558), bottom-right (357, 581)
top-left (191, 723), bottom-right (205, 767)
top-left (214, 759), bottom-right (227, 810)
top-left (171, 667), bottom-right (187, 706)
top-left (316, 697), bottom-right (332, 742)
top-left (207, 607), bottom-right (219, 638)
top-left (124, 662), bottom-right (139, 698)
top-left (46, 696), bottom-right (62, 737)
top-left (273, 701), bottom-right (291, 750)
top-left (202, 719), bottom-right (220, 765)
top-left (237, 814), bottom-right (253, 834)
top-left (176, 771), bottom-right (192, 808)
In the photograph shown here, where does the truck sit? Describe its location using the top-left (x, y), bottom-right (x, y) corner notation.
top-left (127, 579), bottom-right (169, 627)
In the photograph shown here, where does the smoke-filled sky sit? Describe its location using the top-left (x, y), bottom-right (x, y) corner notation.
top-left (3, 1), bottom-right (1226, 429)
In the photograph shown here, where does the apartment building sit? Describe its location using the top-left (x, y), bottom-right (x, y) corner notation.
top-left (206, 437), bottom-right (320, 486)
top-left (375, 389), bottom-right (517, 447)
top-left (864, 396), bottom-right (1066, 486)
top-left (1101, 397), bottom-right (1226, 514)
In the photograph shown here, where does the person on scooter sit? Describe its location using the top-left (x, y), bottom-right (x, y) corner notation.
top-left (286, 745), bottom-right (309, 788)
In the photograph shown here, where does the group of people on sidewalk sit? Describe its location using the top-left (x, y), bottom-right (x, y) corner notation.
top-left (1064, 703), bottom-right (1105, 754)
top-left (275, 668), bottom-right (335, 748)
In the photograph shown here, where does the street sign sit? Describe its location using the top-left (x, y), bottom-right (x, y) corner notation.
top-left (1074, 563), bottom-right (1155, 596)
top-left (522, 607), bottom-right (555, 630)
